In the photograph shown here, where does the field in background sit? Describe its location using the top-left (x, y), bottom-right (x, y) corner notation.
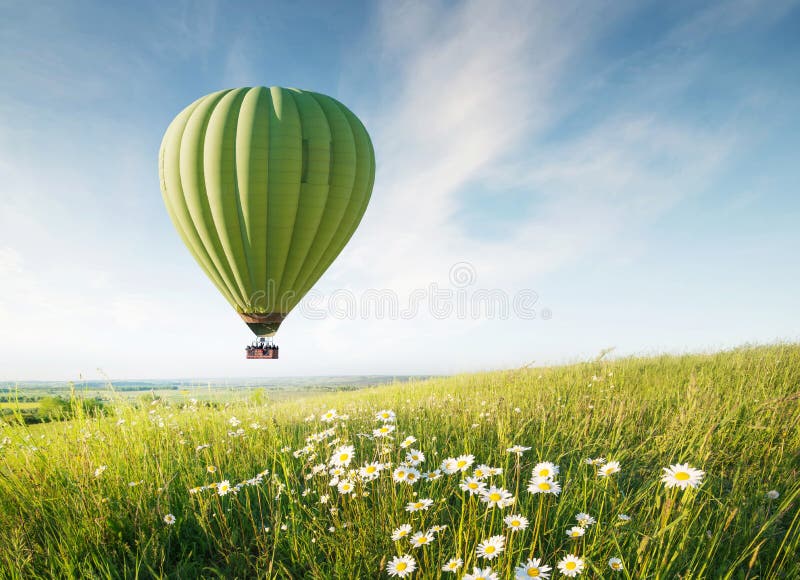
top-left (0, 345), bottom-right (798, 578)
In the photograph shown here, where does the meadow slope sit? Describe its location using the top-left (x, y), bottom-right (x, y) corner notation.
top-left (1, 345), bottom-right (799, 578)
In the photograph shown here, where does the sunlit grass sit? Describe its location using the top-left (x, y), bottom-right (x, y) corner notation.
top-left (0, 344), bottom-right (798, 578)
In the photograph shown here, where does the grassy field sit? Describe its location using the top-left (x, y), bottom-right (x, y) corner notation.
top-left (0, 345), bottom-right (798, 579)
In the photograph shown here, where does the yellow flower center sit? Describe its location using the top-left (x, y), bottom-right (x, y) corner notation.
top-left (675, 471), bottom-right (690, 481)
top-left (485, 546), bottom-right (496, 553)
top-left (396, 562), bottom-right (407, 571)
top-left (612, 563), bottom-right (621, 569)
top-left (566, 562), bottom-right (576, 570)
top-left (539, 482), bottom-right (551, 490)
top-left (418, 537), bottom-right (427, 544)
top-left (469, 482), bottom-right (478, 489)
top-left (339, 454), bottom-right (349, 461)
top-left (366, 466), bottom-right (376, 473)
top-left (572, 531), bottom-right (580, 537)
top-left (414, 503), bottom-right (423, 509)
top-left (512, 520), bottom-right (520, 526)
top-left (475, 470), bottom-right (484, 477)
top-left (397, 471), bottom-right (405, 478)
top-left (489, 493), bottom-right (501, 502)
top-left (457, 460), bottom-right (467, 468)
top-left (539, 469), bottom-right (549, 476)
top-left (527, 568), bottom-right (540, 577)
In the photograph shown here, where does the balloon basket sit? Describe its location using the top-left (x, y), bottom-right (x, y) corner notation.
top-left (245, 343), bottom-right (279, 359)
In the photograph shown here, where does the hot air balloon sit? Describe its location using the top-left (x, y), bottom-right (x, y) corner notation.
top-left (158, 87), bottom-right (375, 358)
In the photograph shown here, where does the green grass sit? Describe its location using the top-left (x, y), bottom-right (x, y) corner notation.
top-left (1, 344), bottom-right (798, 578)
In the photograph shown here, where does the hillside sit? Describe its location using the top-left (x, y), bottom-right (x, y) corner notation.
top-left (0, 345), bottom-right (798, 578)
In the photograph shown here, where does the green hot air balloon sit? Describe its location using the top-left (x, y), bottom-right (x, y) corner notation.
top-left (159, 87), bottom-right (375, 357)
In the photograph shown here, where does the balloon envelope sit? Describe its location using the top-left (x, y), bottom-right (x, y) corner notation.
top-left (159, 87), bottom-right (375, 336)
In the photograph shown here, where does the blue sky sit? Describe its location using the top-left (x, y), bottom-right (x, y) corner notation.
top-left (1, 0), bottom-right (798, 381)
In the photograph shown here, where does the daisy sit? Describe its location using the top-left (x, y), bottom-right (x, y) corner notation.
top-left (608, 557), bottom-right (624, 572)
top-left (507, 445), bottom-right (531, 455)
top-left (337, 479), bottom-right (355, 495)
top-left (206, 465), bottom-right (217, 474)
top-left (618, 514), bottom-right (631, 521)
top-left (400, 436), bottom-right (417, 448)
top-left (442, 457), bottom-right (460, 474)
top-left (404, 468), bottom-right (421, 485)
top-left (406, 498), bottom-right (434, 512)
top-left (661, 463), bottom-right (704, 490)
top-left (373, 424), bottom-right (395, 438)
top-left (504, 514), bottom-right (529, 531)
top-left (409, 530), bottom-right (435, 548)
top-left (330, 445), bottom-right (355, 467)
top-left (514, 558), bottom-right (551, 579)
top-left (557, 554), bottom-right (584, 577)
top-left (376, 409), bottom-right (396, 422)
top-left (566, 526), bottom-right (585, 538)
top-left (473, 464), bottom-right (491, 479)
top-left (459, 477), bottom-right (487, 496)
top-left (486, 466), bottom-right (503, 476)
top-left (476, 535), bottom-right (505, 560)
top-left (585, 456), bottom-right (606, 465)
top-left (359, 462), bottom-right (383, 480)
top-left (391, 524), bottom-right (412, 541)
top-left (599, 461), bottom-right (621, 477)
top-left (455, 454), bottom-right (475, 472)
top-left (442, 557), bottom-right (463, 573)
top-left (392, 467), bottom-right (409, 483)
top-left (463, 567), bottom-right (499, 580)
top-left (575, 513), bottom-right (596, 527)
top-left (527, 476), bottom-right (561, 495)
top-left (481, 486), bottom-right (514, 508)
top-left (424, 469), bottom-right (443, 481)
top-left (386, 554), bottom-right (416, 578)
top-left (217, 480), bottom-right (231, 496)
top-left (532, 461), bottom-right (559, 479)
top-left (406, 449), bottom-right (425, 465)
top-left (163, 513), bottom-right (176, 525)
top-left (320, 409), bottom-right (338, 423)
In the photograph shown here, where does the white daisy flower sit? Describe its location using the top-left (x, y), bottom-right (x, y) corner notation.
top-left (359, 462), bottom-right (383, 480)
top-left (459, 477), bottom-right (487, 496)
top-left (375, 409), bottom-right (396, 422)
top-left (410, 530), bottom-right (435, 548)
top-left (507, 445), bottom-right (531, 455)
top-left (330, 445), bottom-right (355, 467)
top-left (475, 535), bottom-right (505, 560)
top-left (386, 554), bottom-right (416, 578)
top-left (618, 513), bottom-right (631, 521)
top-left (480, 486), bottom-right (514, 508)
top-left (514, 558), bottom-right (551, 579)
top-left (463, 567), bottom-right (498, 580)
top-left (163, 513), bottom-right (176, 525)
top-left (527, 476), bottom-right (561, 495)
top-left (599, 461), bottom-right (621, 477)
top-left (441, 557), bottom-right (463, 573)
top-left (661, 463), bottom-right (704, 490)
top-left (575, 512), bottom-right (596, 527)
top-left (391, 524), bottom-right (412, 541)
top-left (337, 479), bottom-right (355, 495)
top-left (392, 467), bottom-right (409, 483)
top-left (217, 480), bottom-right (231, 496)
top-left (373, 424), bottom-right (395, 438)
top-left (472, 465), bottom-right (491, 479)
top-left (585, 457), bottom-right (607, 466)
top-left (441, 457), bottom-right (459, 474)
top-left (566, 525), bottom-right (585, 538)
top-left (320, 409), bottom-right (338, 423)
top-left (609, 557), bottom-right (624, 572)
top-left (406, 449), bottom-right (425, 465)
top-left (424, 469), bottom-right (442, 481)
top-left (557, 554), bottom-right (584, 577)
top-left (455, 454), bottom-right (475, 472)
top-left (404, 468), bottom-right (421, 485)
top-left (504, 514), bottom-right (529, 531)
top-left (405, 498), bottom-right (434, 512)
top-left (532, 461), bottom-right (559, 479)
top-left (400, 436), bottom-right (416, 448)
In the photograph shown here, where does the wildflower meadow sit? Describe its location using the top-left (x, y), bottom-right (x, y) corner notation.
top-left (1, 344), bottom-right (798, 578)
